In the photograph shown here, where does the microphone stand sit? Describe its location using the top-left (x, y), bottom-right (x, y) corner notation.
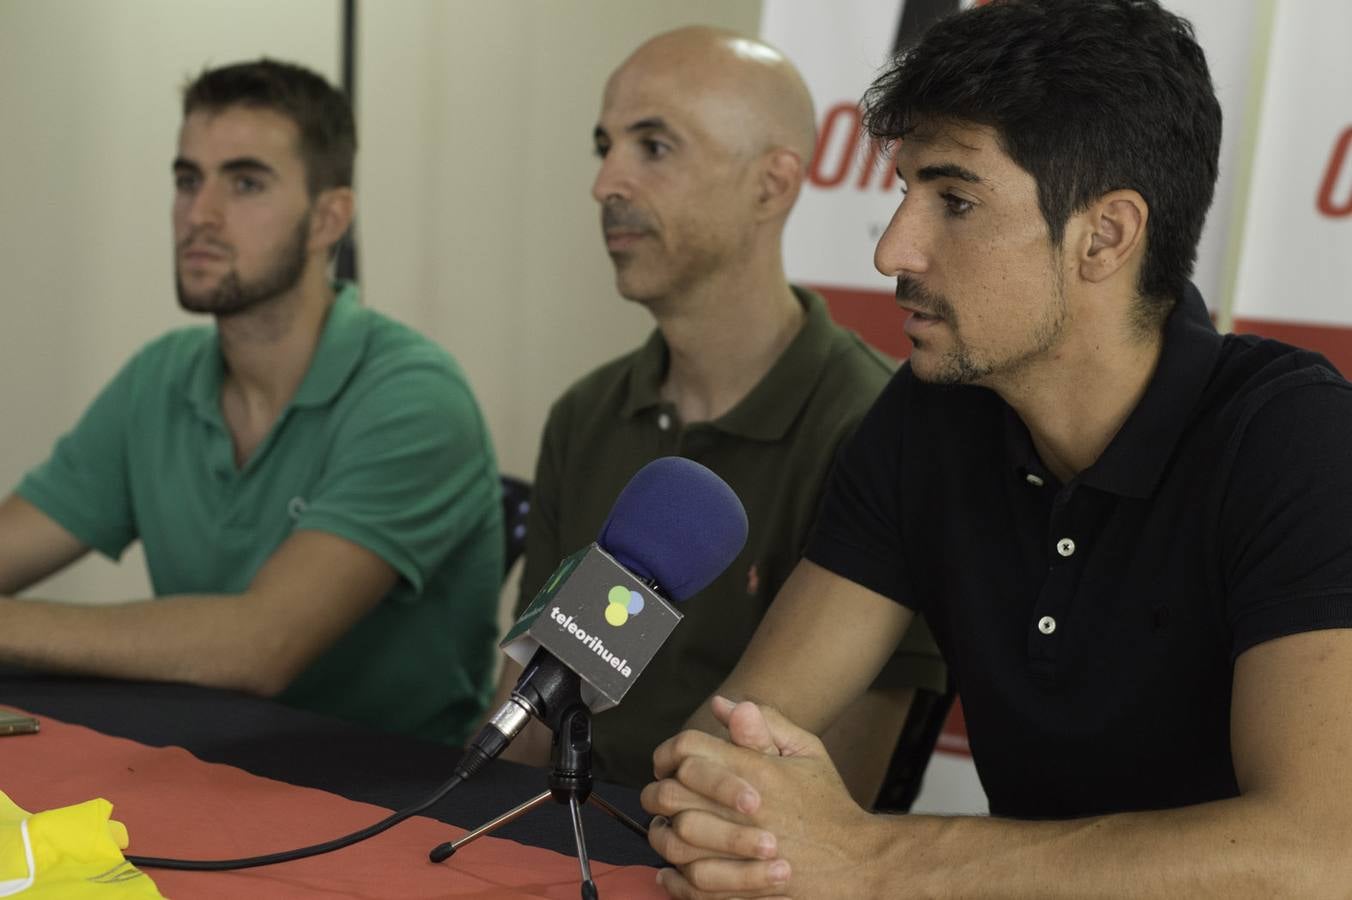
top-left (429, 705), bottom-right (649, 900)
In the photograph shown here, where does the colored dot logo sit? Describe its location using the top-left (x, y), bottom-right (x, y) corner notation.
top-left (605, 585), bottom-right (645, 627)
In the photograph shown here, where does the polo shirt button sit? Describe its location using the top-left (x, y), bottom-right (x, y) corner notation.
top-left (1037, 615), bottom-right (1057, 635)
top-left (1056, 538), bottom-right (1076, 557)
top-left (657, 412), bottom-right (672, 431)
top-left (1025, 472), bottom-right (1044, 487)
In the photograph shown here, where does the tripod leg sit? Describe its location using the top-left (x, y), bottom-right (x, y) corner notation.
top-left (566, 794), bottom-right (599, 899)
top-left (429, 790), bottom-right (553, 861)
top-left (586, 792), bottom-right (650, 840)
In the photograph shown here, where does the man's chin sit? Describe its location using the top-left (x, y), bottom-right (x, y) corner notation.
top-left (176, 285), bottom-right (248, 316)
top-left (176, 293), bottom-right (215, 315)
top-left (176, 289), bottom-right (226, 315)
top-left (907, 346), bottom-right (967, 386)
top-left (613, 269), bottom-right (654, 304)
top-left (615, 284), bottom-right (667, 311)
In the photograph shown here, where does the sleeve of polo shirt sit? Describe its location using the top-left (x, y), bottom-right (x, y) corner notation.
top-left (1222, 375), bottom-right (1352, 655)
top-left (805, 368), bottom-right (917, 612)
top-left (16, 355), bottom-right (138, 559)
top-left (295, 361), bottom-right (499, 597)
top-left (515, 397), bottom-right (569, 618)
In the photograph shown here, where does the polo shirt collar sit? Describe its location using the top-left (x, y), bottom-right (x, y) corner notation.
top-left (618, 328), bottom-right (667, 419)
top-left (290, 281), bottom-right (368, 408)
top-left (1003, 282), bottom-right (1222, 498)
top-left (619, 287), bottom-right (841, 441)
top-left (183, 281), bottom-right (367, 420)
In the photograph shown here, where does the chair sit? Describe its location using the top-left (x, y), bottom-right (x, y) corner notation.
top-left (872, 684), bottom-right (958, 812)
top-left (499, 475), bottom-right (532, 579)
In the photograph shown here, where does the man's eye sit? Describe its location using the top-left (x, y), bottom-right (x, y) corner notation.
top-left (942, 192), bottom-right (974, 216)
top-left (233, 175), bottom-right (263, 194)
top-left (593, 142), bottom-right (610, 159)
top-left (174, 174), bottom-right (199, 192)
top-left (641, 139), bottom-right (669, 159)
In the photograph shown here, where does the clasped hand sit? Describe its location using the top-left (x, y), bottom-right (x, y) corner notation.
top-left (641, 696), bottom-right (879, 899)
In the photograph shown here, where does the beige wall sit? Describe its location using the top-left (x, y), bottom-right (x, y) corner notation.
top-left (0, 0), bottom-right (759, 603)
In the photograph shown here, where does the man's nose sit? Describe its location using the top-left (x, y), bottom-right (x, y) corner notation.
top-left (591, 153), bottom-right (632, 207)
top-left (873, 199), bottom-right (929, 278)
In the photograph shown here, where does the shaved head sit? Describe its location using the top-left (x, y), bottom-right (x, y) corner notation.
top-left (591, 26), bottom-right (815, 306)
top-left (609, 26), bottom-right (816, 166)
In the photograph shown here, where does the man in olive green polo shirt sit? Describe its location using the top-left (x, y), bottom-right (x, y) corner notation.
top-left (491, 27), bottom-right (945, 801)
top-left (0, 60), bottom-right (501, 745)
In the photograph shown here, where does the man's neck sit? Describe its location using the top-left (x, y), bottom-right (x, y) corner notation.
top-left (653, 265), bottom-right (805, 425)
top-left (216, 266), bottom-right (335, 465)
top-left (996, 313), bottom-right (1165, 485)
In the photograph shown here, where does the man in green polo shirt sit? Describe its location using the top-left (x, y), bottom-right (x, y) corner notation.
top-left (0, 60), bottom-right (502, 745)
top-left (490, 27), bottom-right (945, 802)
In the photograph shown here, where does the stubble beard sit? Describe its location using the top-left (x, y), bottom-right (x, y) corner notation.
top-left (176, 212), bottom-right (311, 318)
top-left (602, 200), bottom-right (726, 312)
top-left (903, 274), bottom-right (1068, 386)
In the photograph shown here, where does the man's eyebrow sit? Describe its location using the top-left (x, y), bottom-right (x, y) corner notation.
top-left (592, 117), bottom-right (682, 147)
top-left (913, 163), bottom-right (985, 185)
top-left (219, 157), bottom-right (277, 177)
top-left (171, 157), bottom-right (277, 176)
top-left (626, 116), bottom-right (669, 134)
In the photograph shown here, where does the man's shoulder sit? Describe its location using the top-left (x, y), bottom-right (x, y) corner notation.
top-left (1208, 332), bottom-right (1350, 418)
top-left (801, 320), bottom-right (908, 427)
top-left (351, 306), bottom-right (475, 397)
top-left (362, 306), bottom-right (459, 366)
top-left (817, 323), bottom-right (896, 391)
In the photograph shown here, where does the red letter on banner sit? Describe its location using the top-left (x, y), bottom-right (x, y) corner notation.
top-left (856, 140), bottom-right (901, 192)
top-left (810, 103), bottom-right (861, 188)
top-left (1316, 126), bottom-right (1352, 218)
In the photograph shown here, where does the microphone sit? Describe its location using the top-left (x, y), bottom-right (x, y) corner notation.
top-left (460, 457), bottom-right (747, 777)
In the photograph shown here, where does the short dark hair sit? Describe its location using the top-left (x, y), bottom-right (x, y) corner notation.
top-left (183, 59), bottom-right (356, 195)
top-left (863, 0), bottom-right (1221, 320)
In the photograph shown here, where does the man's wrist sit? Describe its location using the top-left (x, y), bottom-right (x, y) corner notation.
top-left (855, 810), bottom-right (938, 897)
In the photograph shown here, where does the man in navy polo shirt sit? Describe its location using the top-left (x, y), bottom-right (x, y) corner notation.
top-left (0, 60), bottom-right (502, 745)
top-left (643, 1), bottom-right (1352, 896)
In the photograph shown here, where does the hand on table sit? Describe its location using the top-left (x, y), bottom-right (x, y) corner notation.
top-left (641, 696), bottom-right (881, 899)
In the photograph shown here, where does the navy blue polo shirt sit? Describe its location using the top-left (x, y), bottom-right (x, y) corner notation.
top-left (807, 286), bottom-right (1352, 819)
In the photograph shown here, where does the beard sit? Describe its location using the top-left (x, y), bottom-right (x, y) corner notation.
top-left (176, 212), bottom-right (310, 317)
top-left (899, 273), bottom-right (1067, 386)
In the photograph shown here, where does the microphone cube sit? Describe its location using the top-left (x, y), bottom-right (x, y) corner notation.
top-left (501, 543), bottom-right (682, 712)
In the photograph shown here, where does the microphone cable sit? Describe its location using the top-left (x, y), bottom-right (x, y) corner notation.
top-left (125, 729), bottom-right (509, 871)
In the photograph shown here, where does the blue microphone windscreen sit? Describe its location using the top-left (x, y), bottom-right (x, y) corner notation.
top-left (597, 457), bottom-right (748, 602)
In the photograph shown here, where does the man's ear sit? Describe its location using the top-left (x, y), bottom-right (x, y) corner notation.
top-left (308, 187), bottom-right (355, 255)
top-left (755, 148), bottom-right (804, 221)
top-left (1074, 189), bottom-right (1148, 284)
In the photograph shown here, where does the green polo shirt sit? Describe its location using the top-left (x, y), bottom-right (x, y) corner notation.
top-left (19, 283), bottom-right (502, 744)
top-left (518, 287), bottom-right (946, 788)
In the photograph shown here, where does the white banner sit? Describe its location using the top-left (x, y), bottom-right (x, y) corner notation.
top-left (1231, 1), bottom-right (1352, 357)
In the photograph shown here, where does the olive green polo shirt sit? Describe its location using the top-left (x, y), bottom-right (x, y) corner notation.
top-left (19, 282), bottom-right (502, 744)
top-left (518, 287), bottom-right (945, 788)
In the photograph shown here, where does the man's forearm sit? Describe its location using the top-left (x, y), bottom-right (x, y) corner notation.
top-left (865, 797), bottom-right (1343, 898)
top-left (648, 700), bottom-right (1352, 899)
top-left (0, 593), bottom-right (293, 695)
